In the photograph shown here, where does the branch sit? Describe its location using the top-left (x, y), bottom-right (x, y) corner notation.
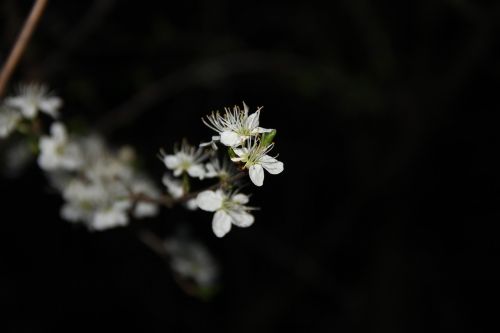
top-left (0, 0), bottom-right (48, 97)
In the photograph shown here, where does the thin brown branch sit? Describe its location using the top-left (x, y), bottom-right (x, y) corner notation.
top-left (0, 0), bottom-right (48, 97)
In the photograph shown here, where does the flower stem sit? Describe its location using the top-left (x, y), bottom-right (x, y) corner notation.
top-left (0, 0), bottom-right (49, 97)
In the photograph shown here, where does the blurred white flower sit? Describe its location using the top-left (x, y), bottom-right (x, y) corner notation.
top-left (0, 106), bottom-right (21, 138)
top-left (204, 158), bottom-right (233, 180)
top-left (57, 136), bottom-right (159, 230)
top-left (38, 122), bottom-right (83, 171)
top-left (162, 174), bottom-right (198, 210)
top-left (130, 178), bottom-right (160, 218)
top-left (161, 141), bottom-right (208, 179)
top-left (231, 138), bottom-right (283, 187)
top-left (162, 174), bottom-right (184, 198)
top-left (5, 83), bottom-right (62, 119)
top-left (164, 237), bottom-right (218, 288)
top-left (202, 102), bottom-right (272, 147)
top-left (196, 190), bottom-right (255, 237)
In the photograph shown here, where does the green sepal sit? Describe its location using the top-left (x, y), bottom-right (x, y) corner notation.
top-left (261, 129), bottom-right (277, 147)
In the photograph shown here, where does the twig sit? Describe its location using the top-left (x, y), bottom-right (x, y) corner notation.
top-left (0, 0), bottom-right (48, 97)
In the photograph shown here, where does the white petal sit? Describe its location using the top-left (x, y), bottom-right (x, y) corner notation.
top-left (50, 122), bottom-right (67, 142)
top-left (249, 164), bottom-right (264, 186)
top-left (212, 210), bottom-right (232, 237)
top-left (254, 127), bottom-right (273, 133)
top-left (196, 190), bottom-right (224, 212)
top-left (232, 193), bottom-right (249, 204)
top-left (260, 155), bottom-right (284, 175)
top-left (228, 209), bottom-right (254, 228)
top-left (164, 155), bottom-right (180, 169)
top-left (188, 164), bottom-right (205, 179)
top-left (220, 131), bottom-right (241, 147)
top-left (39, 97), bottom-right (62, 118)
top-left (232, 148), bottom-right (247, 157)
top-left (245, 111), bottom-right (260, 130)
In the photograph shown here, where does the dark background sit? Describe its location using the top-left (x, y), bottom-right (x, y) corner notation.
top-left (1, 0), bottom-right (499, 332)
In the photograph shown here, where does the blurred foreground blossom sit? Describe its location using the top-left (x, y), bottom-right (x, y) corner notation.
top-left (5, 83), bottom-right (62, 119)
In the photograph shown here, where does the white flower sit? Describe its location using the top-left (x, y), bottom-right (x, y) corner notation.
top-left (162, 174), bottom-right (198, 210)
top-left (161, 141), bottom-right (207, 179)
top-left (202, 102), bottom-right (273, 147)
top-left (130, 179), bottom-right (160, 218)
top-left (196, 190), bottom-right (255, 238)
top-left (162, 174), bottom-right (184, 198)
top-left (38, 122), bottom-right (83, 171)
top-left (57, 136), bottom-right (159, 230)
top-left (0, 106), bottom-right (21, 138)
top-left (164, 237), bottom-right (218, 288)
top-left (204, 158), bottom-right (233, 180)
top-left (5, 83), bottom-right (62, 119)
top-left (231, 138), bottom-right (283, 187)
top-left (92, 201), bottom-right (130, 231)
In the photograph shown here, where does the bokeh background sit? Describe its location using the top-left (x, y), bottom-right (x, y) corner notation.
top-left (1, 0), bottom-right (499, 332)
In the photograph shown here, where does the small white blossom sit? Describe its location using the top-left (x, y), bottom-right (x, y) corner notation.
top-left (196, 190), bottom-right (255, 238)
top-left (161, 141), bottom-right (207, 179)
top-left (92, 201), bottom-right (131, 230)
top-left (38, 122), bottom-right (83, 171)
top-left (162, 174), bottom-right (198, 210)
top-left (231, 138), bottom-right (283, 187)
top-left (5, 83), bottom-right (62, 119)
top-left (204, 158), bottom-right (233, 180)
top-left (57, 136), bottom-right (159, 230)
top-left (162, 174), bottom-right (184, 198)
top-left (164, 237), bottom-right (218, 288)
top-left (202, 102), bottom-right (272, 147)
top-left (130, 179), bottom-right (160, 218)
top-left (0, 106), bottom-right (21, 138)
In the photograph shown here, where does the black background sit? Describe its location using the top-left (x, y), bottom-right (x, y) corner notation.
top-left (1, 0), bottom-right (499, 332)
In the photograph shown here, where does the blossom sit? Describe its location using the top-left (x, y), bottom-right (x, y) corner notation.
top-left (38, 122), bottom-right (83, 171)
top-left (231, 138), bottom-right (283, 186)
top-left (162, 174), bottom-right (198, 210)
top-left (202, 102), bottom-right (272, 147)
top-left (56, 136), bottom-right (159, 230)
top-left (161, 141), bottom-right (207, 179)
top-left (196, 190), bottom-right (255, 237)
top-left (164, 236), bottom-right (218, 288)
top-left (0, 106), bottom-right (21, 138)
top-left (204, 157), bottom-right (233, 180)
top-left (5, 83), bottom-right (62, 119)
top-left (130, 178), bottom-right (160, 218)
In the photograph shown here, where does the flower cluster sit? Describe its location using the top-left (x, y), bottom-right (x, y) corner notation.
top-left (158, 102), bottom-right (283, 237)
top-left (201, 102), bottom-right (284, 186)
top-left (51, 131), bottom-right (160, 230)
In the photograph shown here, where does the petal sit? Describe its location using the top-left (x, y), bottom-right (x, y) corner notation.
top-left (254, 127), bottom-right (273, 133)
top-left (188, 164), bottom-right (205, 179)
top-left (232, 193), bottom-right (249, 204)
top-left (249, 164), bottom-right (264, 186)
top-left (39, 97), bottom-right (62, 118)
top-left (232, 148), bottom-right (247, 157)
top-left (228, 209), bottom-right (254, 228)
top-left (212, 210), bottom-right (232, 237)
top-left (260, 155), bottom-right (284, 175)
top-left (163, 155), bottom-right (179, 169)
top-left (196, 190), bottom-right (224, 212)
top-left (245, 110), bottom-right (260, 130)
top-left (51, 122), bottom-right (67, 142)
top-left (220, 131), bottom-right (241, 147)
